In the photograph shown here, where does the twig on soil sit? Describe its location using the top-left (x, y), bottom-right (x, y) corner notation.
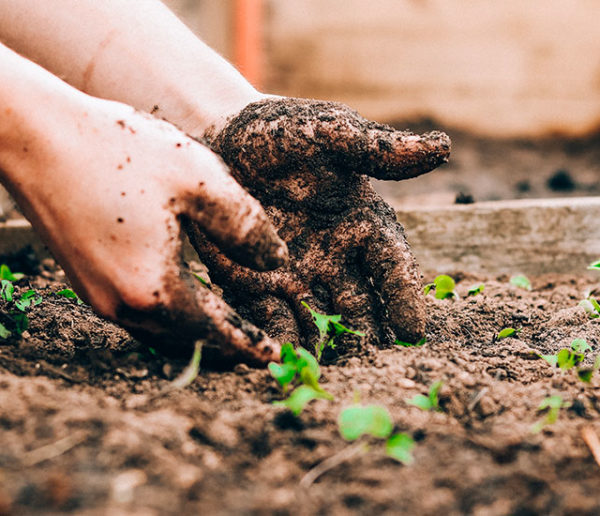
top-left (21, 430), bottom-right (87, 467)
top-left (581, 426), bottom-right (600, 469)
top-left (468, 387), bottom-right (489, 411)
top-left (299, 441), bottom-right (367, 489)
top-left (38, 361), bottom-right (83, 383)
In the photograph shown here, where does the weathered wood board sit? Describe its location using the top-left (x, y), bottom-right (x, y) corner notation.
top-left (2, 197), bottom-right (600, 276)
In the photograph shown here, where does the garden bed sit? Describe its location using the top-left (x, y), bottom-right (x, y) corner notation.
top-left (2, 256), bottom-right (600, 514)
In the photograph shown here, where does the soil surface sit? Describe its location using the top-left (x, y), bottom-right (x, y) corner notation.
top-left (374, 123), bottom-right (600, 209)
top-left (2, 258), bottom-right (600, 515)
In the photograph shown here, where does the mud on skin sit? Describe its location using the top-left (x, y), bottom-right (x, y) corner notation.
top-left (189, 97), bottom-right (450, 354)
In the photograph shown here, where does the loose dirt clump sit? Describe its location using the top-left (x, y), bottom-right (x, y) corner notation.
top-left (2, 264), bottom-right (600, 515)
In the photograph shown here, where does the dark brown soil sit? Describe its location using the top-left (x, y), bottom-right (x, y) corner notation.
top-left (3, 260), bottom-right (600, 515)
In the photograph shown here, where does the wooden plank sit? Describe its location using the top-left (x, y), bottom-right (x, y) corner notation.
top-left (2, 197), bottom-right (600, 276)
top-left (397, 197), bottom-right (600, 276)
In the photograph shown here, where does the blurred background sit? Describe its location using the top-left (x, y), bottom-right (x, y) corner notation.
top-left (2, 0), bottom-right (599, 218)
top-left (161, 0), bottom-right (600, 208)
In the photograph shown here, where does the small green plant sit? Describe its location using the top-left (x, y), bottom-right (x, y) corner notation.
top-left (0, 264), bottom-right (24, 282)
top-left (579, 296), bottom-right (600, 319)
top-left (406, 380), bottom-right (443, 411)
top-left (269, 342), bottom-right (333, 415)
top-left (510, 275), bottom-right (532, 291)
top-left (55, 288), bottom-right (84, 305)
top-left (577, 355), bottom-right (600, 383)
top-left (0, 280), bottom-right (42, 336)
top-left (301, 302), bottom-right (365, 361)
top-left (467, 284), bottom-right (485, 297)
top-left (587, 260), bottom-right (600, 271)
top-left (496, 327), bottom-right (520, 340)
top-left (338, 404), bottom-right (415, 465)
top-left (540, 338), bottom-right (591, 370)
top-left (424, 275), bottom-right (457, 300)
top-left (192, 272), bottom-right (209, 287)
top-left (531, 395), bottom-right (570, 433)
top-left (1, 279), bottom-right (14, 302)
top-left (395, 336), bottom-right (427, 348)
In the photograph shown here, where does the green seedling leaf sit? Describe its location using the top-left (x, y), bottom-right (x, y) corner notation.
top-left (556, 348), bottom-right (579, 370)
top-left (395, 337), bottom-right (427, 348)
top-left (14, 290), bottom-right (42, 311)
top-left (274, 385), bottom-right (329, 416)
top-left (571, 338), bottom-right (591, 354)
top-left (407, 381), bottom-right (442, 411)
top-left (301, 301), bottom-right (365, 361)
top-left (0, 321), bottom-right (11, 339)
top-left (425, 275), bottom-right (458, 300)
top-left (1, 280), bottom-right (14, 302)
top-left (192, 272), bottom-right (209, 287)
top-left (497, 327), bottom-right (519, 340)
top-left (580, 299), bottom-right (600, 318)
top-left (406, 394), bottom-right (433, 411)
top-left (578, 368), bottom-right (594, 383)
top-left (55, 288), bottom-right (84, 305)
top-left (385, 433), bottom-right (415, 465)
top-left (338, 405), bottom-right (394, 441)
top-left (531, 395), bottom-right (570, 433)
top-left (588, 260), bottom-right (600, 270)
top-left (467, 284), bottom-right (485, 297)
top-left (510, 275), bottom-right (532, 291)
top-left (0, 264), bottom-right (24, 281)
top-left (268, 362), bottom-right (297, 391)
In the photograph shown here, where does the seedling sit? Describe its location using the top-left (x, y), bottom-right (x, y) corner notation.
top-left (406, 380), bottom-right (443, 411)
top-left (540, 338), bottom-right (591, 370)
top-left (531, 395), bottom-right (570, 434)
top-left (467, 284), bottom-right (485, 297)
top-left (424, 275), bottom-right (458, 300)
top-left (496, 327), bottom-right (520, 340)
top-left (269, 342), bottom-right (333, 415)
top-left (0, 283), bottom-right (42, 335)
top-left (0, 264), bottom-right (24, 282)
top-left (55, 288), bottom-right (84, 305)
top-left (588, 260), bottom-right (600, 271)
top-left (301, 302), bottom-right (365, 361)
top-left (338, 404), bottom-right (415, 465)
top-left (395, 336), bottom-right (427, 348)
top-left (510, 275), bottom-right (532, 291)
top-left (579, 296), bottom-right (600, 319)
top-left (14, 290), bottom-right (42, 311)
top-left (1, 280), bottom-right (14, 302)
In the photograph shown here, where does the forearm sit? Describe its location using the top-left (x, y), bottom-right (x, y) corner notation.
top-left (0, 0), bottom-right (262, 135)
top-left (0, 42), bottom-right (77, 185)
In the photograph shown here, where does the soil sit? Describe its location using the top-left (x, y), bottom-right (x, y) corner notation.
top-left (2, 257), bottom-right (600, 515)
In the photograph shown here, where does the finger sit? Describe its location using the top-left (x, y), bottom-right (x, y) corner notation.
top-left (363, 221), bottom-right (427, 344)
top-left (328, 275), bottom-right (385, 346)
top-left (176, 147), bottom-right (288, 271)
top-left (212, 98), bottom-right (450, 182)
top-left (117, 271), bottom-right (281, 366)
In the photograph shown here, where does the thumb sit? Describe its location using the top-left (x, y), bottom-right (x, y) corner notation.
top-left (177, 148), bottom-right (287, 271)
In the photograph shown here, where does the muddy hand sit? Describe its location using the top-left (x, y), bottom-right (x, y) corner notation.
top-left (188, 97), bottom-right (450, 350)
top-left (0, 60), bottom-right (286, 364)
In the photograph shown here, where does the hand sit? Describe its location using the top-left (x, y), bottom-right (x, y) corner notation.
top-left (187, 97), bottom-right (450, 352)
top-left (1, 94), bottom-right (288, 364)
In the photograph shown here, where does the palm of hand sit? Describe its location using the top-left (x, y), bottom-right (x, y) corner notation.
top-left (188, 98), bottom-right (450, 353)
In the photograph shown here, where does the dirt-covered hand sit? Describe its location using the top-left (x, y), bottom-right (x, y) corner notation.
top-left (0, 92), bottom-right (288, 365)
top-left (187, 97), bottom-right (450, 352)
